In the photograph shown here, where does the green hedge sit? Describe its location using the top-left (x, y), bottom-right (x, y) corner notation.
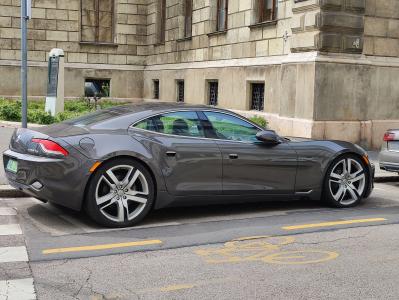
top-left (249, 115), bottom-right (268, 128)
top-left (0, 99), bottom-right (128, 125)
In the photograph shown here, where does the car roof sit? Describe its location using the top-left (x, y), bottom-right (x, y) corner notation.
top-left (67, 101), bottom-right (235, 130)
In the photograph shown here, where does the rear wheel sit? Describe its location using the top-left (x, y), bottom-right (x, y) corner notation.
top-left (323, 154), bottom-right (368, 208)
top-left (86, 158), bottom-right (155, 227)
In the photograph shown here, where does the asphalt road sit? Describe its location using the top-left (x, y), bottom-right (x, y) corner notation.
top-left (1, 181), bottom-right (399, 299)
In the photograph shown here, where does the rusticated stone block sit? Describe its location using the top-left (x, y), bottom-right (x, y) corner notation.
top-left (343, 35), bottom-right (363, 52)
top-left (319, 0), bottom-right (343, 10)
top-left (317, 32), bottom-right (342, 51)
top-left (345, 0), bottom-right (366, 12)
top-left (318, 11), bottom-right (364, 32)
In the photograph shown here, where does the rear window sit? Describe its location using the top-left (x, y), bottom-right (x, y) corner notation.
top-left (67, 110), bottom-right (123, 126)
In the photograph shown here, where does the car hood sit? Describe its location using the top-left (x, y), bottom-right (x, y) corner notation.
top-left (285, 136), bottom-right (368, 156)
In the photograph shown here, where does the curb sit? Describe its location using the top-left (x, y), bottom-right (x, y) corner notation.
top-left (0, 185), bottom-right (27, 198)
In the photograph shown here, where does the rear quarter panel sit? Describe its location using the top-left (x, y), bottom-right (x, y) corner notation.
top-left (62, 131), bottom-right (167, 192)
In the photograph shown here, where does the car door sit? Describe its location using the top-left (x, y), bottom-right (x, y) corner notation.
top-left (202, 111), bottom-right (297, 195)
top-left (132, 110), bottom-right (222, 196)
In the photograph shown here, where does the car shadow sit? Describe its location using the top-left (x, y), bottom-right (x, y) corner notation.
top-left (25, 198), bottom-right (325, 234)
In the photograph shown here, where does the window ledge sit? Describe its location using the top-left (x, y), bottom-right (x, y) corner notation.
top-left (79, 42), bottom-right (118, 47)
top-left (248, 20), bottom-right (278, 29)
top-left (207, 30), bottom-right (228, 37)
top-left (176, 36), bottom-right (192, 42)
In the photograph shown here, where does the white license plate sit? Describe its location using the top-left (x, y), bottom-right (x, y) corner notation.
top-left (6, 159), bottom-right (18, 173)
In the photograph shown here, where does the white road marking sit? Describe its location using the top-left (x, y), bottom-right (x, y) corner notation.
top-left (0, 278), bottom-right (36, 300)
top-left (0, 224), bottom-right (22, 236)
top-left (0, 246), bottom-right (28, 263)
top-left (0, 207), bottom-right (17, 216)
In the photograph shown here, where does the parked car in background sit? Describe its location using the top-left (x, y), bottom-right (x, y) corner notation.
top-left (379, 130), bottom-right (399, 175)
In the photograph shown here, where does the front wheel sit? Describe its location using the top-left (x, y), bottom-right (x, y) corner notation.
top-left (85, 158), bottom-right (155, 227)
top-left (323, 154), bottom-right (368, 208)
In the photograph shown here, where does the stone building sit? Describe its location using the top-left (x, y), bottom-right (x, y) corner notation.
top-left (0, 0), bottom-right (398, 148)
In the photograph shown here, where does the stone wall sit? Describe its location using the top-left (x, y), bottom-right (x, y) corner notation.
top-left (364, 0), bottom-right (399, 57)
top-left (291, 0), bottom-right (365, 53)
top-left (143, 56), bottom-right (316, 119)
top-left (145, 0), bottom-right (293, 65)
top-left (0, 0), bottom-right (148, 65)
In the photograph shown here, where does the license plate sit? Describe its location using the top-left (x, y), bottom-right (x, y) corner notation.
top-left (6, 159), bottom-right (18, 173)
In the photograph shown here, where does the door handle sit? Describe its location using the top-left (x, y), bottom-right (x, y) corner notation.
top-left (229, 153), bottom-right (238, 159)
top-left (166, 151), bottom-right (176, 157)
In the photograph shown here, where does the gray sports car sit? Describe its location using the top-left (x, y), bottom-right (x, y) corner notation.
top-left (3, 102), bottom-right (374, 227)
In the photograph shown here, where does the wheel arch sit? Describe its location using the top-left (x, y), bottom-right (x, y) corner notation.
top-left (322, 151), bottom-right (370, 181)
top-left (321, 150), bottom-right (371, 198)
top-left (81, 155), bottom-right (159, 211)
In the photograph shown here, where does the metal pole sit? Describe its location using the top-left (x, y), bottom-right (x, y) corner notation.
top-left (21, 0), bottom-right (28, 128)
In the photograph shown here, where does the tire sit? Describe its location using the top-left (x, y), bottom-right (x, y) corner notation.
top-left (85, 158), bottom-right (155, 227)
top-left (323, 154), bottom-right (368, 208)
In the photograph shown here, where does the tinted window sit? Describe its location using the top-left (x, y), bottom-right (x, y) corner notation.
top-left (204, 111), bottom-right (260, 142)
top-left (135, 111), bottom-right (205, 138)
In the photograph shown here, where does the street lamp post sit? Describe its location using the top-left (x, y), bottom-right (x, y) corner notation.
top-left (21, 0), bottom-right (31, 128)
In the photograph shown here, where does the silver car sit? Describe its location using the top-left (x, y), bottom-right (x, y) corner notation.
top-left (379, 130), bottom-right (399, 174)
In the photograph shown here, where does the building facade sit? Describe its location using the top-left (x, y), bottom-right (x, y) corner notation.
top-left (0, 0), bottom-right (398, 148)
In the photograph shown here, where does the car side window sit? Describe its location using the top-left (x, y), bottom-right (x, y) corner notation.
top-left (134, 111), bottom-right (205, 138)
top-left (203, 111), bottom-right (260, 142)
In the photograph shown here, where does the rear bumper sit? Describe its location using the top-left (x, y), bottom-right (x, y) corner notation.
top-left (379, 150), bottom-right (399, 173)
top-left (3, 149), bottom-right (94, 211)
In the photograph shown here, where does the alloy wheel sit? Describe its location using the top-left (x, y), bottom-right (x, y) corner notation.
top-left (328, 158), bottom-right (366, 206)
top-left (95, 165), bottom-right (149, 223)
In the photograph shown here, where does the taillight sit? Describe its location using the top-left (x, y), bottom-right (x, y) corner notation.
top-left (31, 138), bottom-right (69, 157)
top-left (383, 132), bottom-right (395, 142)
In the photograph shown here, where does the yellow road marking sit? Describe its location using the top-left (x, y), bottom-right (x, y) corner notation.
top-left (262, 250), bottom-right (339, 265)
top-left (160, 284), bottom-right (195, 292)
top-left (282, 218), bottom-right (387, 231)
top-left (42, 239), bottom-right (162, 254)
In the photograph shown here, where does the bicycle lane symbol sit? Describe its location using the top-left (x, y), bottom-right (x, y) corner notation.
top-left (195, 236), bottom-right (339, 265)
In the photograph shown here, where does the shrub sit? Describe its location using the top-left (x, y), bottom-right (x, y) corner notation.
top-left (28, 110), bottom-right (55, 125)
top-left (0, 98), bottom-right (130, 125)
top-left (64, 99), bottom-right (91, 112)
top-left (55, 111), bottom-right (83, 122)
top-left (0, 100), bottom-right (21, 121)
top-left (249, 115), bottom-right (268, 128)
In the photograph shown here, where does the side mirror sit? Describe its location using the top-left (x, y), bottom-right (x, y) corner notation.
top-left (256, 130), bottom-right (281, 145)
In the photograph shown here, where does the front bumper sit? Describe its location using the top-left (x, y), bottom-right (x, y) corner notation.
top-left (3, 149), bottom-right (95, 211)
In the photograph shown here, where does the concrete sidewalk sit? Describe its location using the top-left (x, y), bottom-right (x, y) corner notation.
top-left (0, 122), bottom-right (397, 197)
